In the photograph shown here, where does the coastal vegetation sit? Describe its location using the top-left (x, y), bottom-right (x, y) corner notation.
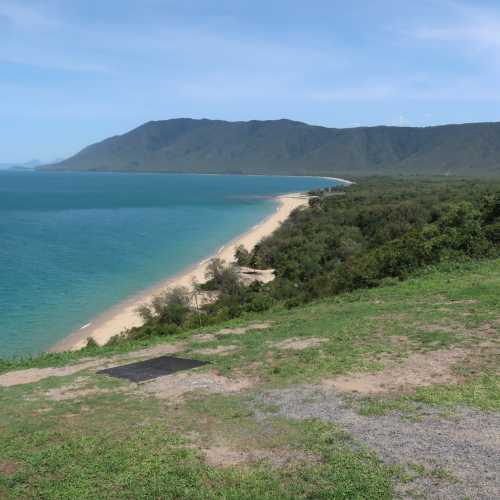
top-left (119, 177), bottom-right (500, 342)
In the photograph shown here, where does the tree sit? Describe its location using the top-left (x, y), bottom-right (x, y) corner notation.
top-left (204, 258), bottom-right (241, 294)
top-left (234, 245), bottom-right (251, 266)
top-left (137, 287), bottom-right (191, 326)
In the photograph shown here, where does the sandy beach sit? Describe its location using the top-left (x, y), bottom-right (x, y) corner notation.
top-left (51, 192), bottom-right (310, 352)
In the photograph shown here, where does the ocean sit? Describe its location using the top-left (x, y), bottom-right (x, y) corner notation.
top-left (0, 171), bottom-right (336, 358)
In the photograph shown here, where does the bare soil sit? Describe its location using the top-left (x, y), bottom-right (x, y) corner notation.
top-left (0, 360), bottom-right (104, 388)
top-left (273, 337), bottom-right (329, 351)
top-left (0, 460), bottom-right (19, 476)
top-left (138, 370), bottom-right (255, 400)
top-left (192, 345), bottom-right (239, 356)
top-left (191, 333), bottom-right (217, 342)
top-left (202, 445), bottom-right (320, 468)
top-left (323, 348), bottom-right (468, 394)
top-left (41, 377), bottom-right (129, 401)
top-left (215, 321), bottom-right (273, 336)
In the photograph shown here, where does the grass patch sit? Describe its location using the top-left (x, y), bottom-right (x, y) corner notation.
top-left (1, 258), bottom-right (499, 497)
top-left (0, 388), bottom-right (395, 499)
top-left (411, 375), bottom-right (500, 411)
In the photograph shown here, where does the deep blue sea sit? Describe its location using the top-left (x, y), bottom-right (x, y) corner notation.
top-left (0, 172), bottom-right (336, 358)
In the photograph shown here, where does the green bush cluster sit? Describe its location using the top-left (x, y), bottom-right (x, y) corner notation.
top-left (251, 179), bottom-right (500, 302)
top-left (124, 178), bottom-right (500, 340)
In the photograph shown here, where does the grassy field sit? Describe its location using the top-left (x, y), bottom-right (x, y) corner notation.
top-left (1, 259), bottom-right (499, 499)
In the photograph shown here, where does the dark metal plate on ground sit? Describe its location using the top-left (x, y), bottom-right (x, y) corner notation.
top-left (97, 356), bottom-right (209, 383)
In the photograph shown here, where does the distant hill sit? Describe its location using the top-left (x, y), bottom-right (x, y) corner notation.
top-left (42, 119), bottom-right (500, 177)
top-left (0, 160), bottom-right (44, 171)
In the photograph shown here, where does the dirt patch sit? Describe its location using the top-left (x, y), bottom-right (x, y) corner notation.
top-left (474, 322), bottom-right (499, 337)
top-left (203, 445), bottom-right (319, 468)
top-left (237, 267), bottom-right (275, 285)
top-left (436, 299), bottom-right (479, 306)
top-left (139, 370), bottom-right (255, 400)
top-left (417, 320), bottom-right (499, 339)
top-left (122, 342), bottom-right (187, 359)
top-left (41, 377), bottom-right (128, 401)
top-left (274, 337), bottom-right (329, 351)
top-left (371, 313), bottom-right (411, 322)
top-left (0, 359), bottom-right (105, 388)
top-left (460, 342), bottom-right (500, 375)
top-left (216, 321), bottom-right (273, 336)
top-left (192, 345), bottom-right (239, 356)
top-left (388, 335), bottom-right (413, 346)
top-left (417, 322), bottom-right (465, 333)
top-left (324, 348), bottom-right (468, 394)
top-left (0, 342), bottom-right (186, 388)
top-left (0, 461), bottom-right (19, 476)
top-left (191, 333), bottom-right (217, 342)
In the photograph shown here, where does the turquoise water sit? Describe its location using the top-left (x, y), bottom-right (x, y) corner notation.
top-left (0, 172), bottom-right (336, 358)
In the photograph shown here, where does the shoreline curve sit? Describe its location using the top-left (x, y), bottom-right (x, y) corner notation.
top-left (50, 192), bottom-right (312, 352)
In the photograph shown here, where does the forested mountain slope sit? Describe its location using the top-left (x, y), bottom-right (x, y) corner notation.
top-left (42, 119), bottom-right (500, 176)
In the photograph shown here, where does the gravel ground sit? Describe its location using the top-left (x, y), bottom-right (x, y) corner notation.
top-left (256, 386), bottom-right (500, 499)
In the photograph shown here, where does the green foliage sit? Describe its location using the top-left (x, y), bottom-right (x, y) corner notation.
top-left (234, 244), bottom-right (252, 266)
top-left (84, 337), bottom-right (98, 349)
top-left (202, 258), bottom-right (242, 295)
top-left (120, 178), bottom-right (500, 344)
top-left (126, 322), bottom-right (180, 341)
top-left (249, 178), bottom-right (500, 302)
top-left (137, 287), bottom-right (191, 327)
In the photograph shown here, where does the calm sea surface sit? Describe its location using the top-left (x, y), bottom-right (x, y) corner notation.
top-left (0, 172), bottom-right (336, 357)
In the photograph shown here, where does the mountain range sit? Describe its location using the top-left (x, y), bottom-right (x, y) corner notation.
top-left (41, 119), bottom-right (500, 177)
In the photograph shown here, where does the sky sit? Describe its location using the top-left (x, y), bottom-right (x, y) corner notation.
top-left (1, 0), bottom-right (500, 162)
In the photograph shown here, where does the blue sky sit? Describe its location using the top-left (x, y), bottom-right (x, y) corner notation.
top-left (1, 0), bottom-right (500, 162)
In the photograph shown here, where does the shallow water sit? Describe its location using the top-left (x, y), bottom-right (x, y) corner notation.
top-left (0, 172), bottom-right (336, 357)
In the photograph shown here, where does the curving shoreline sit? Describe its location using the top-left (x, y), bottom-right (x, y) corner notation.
top-left (50, 192), bottom-right (311, 352)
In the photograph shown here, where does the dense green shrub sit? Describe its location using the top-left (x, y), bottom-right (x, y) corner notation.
top-left (136, 287), bottom-right (191, 326)
top-left (249, 178), bottom-right (500, 301)
top-left (124, 177), bottom-right (500, 342)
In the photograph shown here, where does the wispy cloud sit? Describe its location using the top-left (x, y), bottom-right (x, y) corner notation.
top-left (309, 77), bottom-right (500, 103)
top-left (310, 83), bottom-right (397, 102)
top-left (0, 0), bottom-right (57, 30)
top-left (415, 21), bottom-right (500, 49)
top-left (412, 1), bottom-right (500, 49)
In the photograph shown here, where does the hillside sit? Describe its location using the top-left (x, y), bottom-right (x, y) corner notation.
top-left (42, 119), bottom-right (500, 177)
top-left (1, 259), bottom-right (499, 498)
